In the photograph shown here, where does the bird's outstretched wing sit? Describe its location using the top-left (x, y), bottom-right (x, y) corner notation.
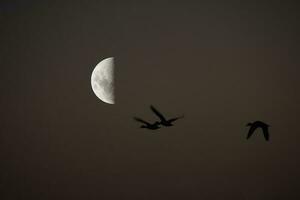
top-left (150, 105), bottom-right (166, 121)
top-left (247, 125), bottom-right (257, 140)
top-left (133, 117), bottom-right (150, 125)
top-left (262, 126), bottom-right (269, 141)
top-left (168, 115), bottom-right (184, 123)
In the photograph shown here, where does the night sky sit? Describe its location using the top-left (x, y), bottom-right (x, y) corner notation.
top-left (1, 1), bottom-right (300, 199)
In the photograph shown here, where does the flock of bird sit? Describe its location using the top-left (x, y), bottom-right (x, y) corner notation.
top-left (134, 105), bottom-right (270, 141)
top-left (134, 105), bottom-right (184, 130)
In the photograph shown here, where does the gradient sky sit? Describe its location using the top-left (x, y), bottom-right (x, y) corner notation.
top-left (1, 1), bottom-right (300, 199)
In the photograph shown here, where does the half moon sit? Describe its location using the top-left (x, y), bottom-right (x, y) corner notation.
top-left (91, 57), bottom-right (115, 104)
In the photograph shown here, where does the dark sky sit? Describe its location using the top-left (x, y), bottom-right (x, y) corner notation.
top-left (1, 1), bottom-right (300, 199)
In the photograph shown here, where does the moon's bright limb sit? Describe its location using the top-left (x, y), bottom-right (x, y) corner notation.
top-left (91, 57), bottom-right (115, 104)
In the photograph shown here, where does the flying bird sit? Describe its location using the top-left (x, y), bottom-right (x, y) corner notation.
top-left (133, 117), bottom-right (161, 130)
top-left (246, 121), bottom-right (270, 141)
top-left (150, 105), bottom-right (183, 127)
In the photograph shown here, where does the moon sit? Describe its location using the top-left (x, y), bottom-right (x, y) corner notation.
top-left (91, 57), bottom-right (115, 104)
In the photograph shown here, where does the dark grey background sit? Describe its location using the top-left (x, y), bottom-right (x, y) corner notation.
top-left (1, 1), bottom-right (300, 199)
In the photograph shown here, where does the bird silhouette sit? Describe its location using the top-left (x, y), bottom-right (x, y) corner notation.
top-left (133, 117), bottom-right (161, 130)
top-left (246, 121), bottom-right (270, 141)
top-left (150, 105), bottom-right (183, 127)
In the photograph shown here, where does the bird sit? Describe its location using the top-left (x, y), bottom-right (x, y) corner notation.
top-left (150, 105), bottom-right (183, 127)
top-left (133, 117), bottom-right (161, 130)
top-left (246, 121), bottom-right (270, 141)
